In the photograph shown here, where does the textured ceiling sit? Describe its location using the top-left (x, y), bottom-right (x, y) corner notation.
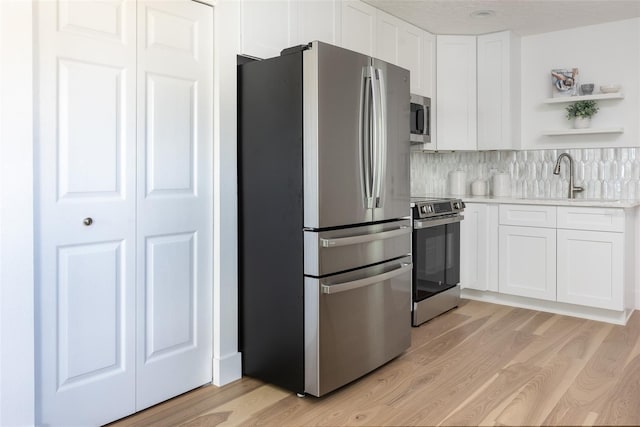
top-left (363, 0), bottom-right (640, 35)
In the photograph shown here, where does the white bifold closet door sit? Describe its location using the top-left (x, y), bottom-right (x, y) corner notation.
top-left (135, 0), bottom-right (213, 410)
top-left (36, 1), bottom-right (213, 425)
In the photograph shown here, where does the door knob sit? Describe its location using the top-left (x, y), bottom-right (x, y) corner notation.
top-left (83, 217), bottom-right (93, 226)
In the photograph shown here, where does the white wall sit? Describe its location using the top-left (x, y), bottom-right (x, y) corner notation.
top-left (521, 18), bottom-right (640, 149)
top-left (213, 0), bottom-right (242, 385)
top-left (0, 1), bottom-right (35, 425)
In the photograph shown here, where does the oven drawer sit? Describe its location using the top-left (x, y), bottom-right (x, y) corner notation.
top-left (304, 219), bottom-right (411, 276)
top-left (304, 256), bottom-right (412, 396)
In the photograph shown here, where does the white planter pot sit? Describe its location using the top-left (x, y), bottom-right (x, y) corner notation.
top-left (573, 116), bottom-right (591, 129)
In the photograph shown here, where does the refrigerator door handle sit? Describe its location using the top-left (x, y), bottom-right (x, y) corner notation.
top-left (320, 225), bottom-right (411, 247)
top-left (370, 66), bottom-right (380, 209)
top-left (360, 67), bottom-right (374, 209)
top-left (321, 263), bottom-right (413, 294)
top-left (372, 68), bottom-right (387, 208)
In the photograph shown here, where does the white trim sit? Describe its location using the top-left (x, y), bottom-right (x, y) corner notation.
top-left (212, 0), bottom-right (242, 385)
top-left (461, 289), bottom-right (633, 325)
top-left (0, 1), bottom-right (35, 425)
top-left (213, 352), bottom-right (242, 387)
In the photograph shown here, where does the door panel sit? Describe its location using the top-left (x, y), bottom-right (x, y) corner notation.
top-left (58, 241), bottom-right (124, 387)
top-left (136, 0), bottom-right (213, 410)
top-left (372, 59), bottom-right (410, 222)
top-left (145, 233), bottom-right (196, 360)
top-left (145, 73), bottom-right (196, 195)
top-left (37, 1), bottom-right (137, 425)
top-left (58, 59), bottom-right (124, 198)
top-left (58, 0), bottom-right (126, 42)
top-left (303, 42), bottom-right (373, 228)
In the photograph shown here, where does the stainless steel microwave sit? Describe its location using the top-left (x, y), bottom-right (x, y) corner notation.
top-left (410, 94), bottom-right (431, 147)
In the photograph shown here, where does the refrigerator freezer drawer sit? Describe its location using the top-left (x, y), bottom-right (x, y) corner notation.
top-left (304, 219), bottom-right (411, 277)
top-left (304, 256), bottom-right (412, 396)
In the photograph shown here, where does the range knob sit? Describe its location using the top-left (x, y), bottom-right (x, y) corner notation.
top-left (453, 202), bottom-right (460, 210)
top-left (426, 205), bottom-right (433, 213)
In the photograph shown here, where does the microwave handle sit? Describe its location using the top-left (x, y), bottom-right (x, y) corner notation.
top-left (425, 104), bottom-right (430, 137)
top-left (416, 106), bottom-right (425, 133)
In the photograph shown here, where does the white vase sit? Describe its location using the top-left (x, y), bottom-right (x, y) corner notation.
top-left (574, 116), bottom-right (591, 129)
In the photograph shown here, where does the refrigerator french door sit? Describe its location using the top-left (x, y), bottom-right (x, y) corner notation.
top-left (239, 41), bottom-right (411, 397)
top-left (302, 43), bottom-right (410, 228)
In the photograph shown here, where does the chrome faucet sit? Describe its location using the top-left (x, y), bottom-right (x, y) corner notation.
top-left (553, 153), bottom-right (584, 199)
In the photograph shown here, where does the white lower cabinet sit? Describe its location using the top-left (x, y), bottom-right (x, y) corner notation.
top-left (557, 228), bottom-right (624, 310)
top-left (465, 202), bottom-right (635, 323)
top-left (460, 203), bottom-right (498, 291)
top-left (499, 225), bottom-right (557, 301)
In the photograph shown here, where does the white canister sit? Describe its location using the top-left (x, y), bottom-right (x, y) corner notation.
top-left (448, 170), bottom-right (467, 195)
top-left (492, 173), bottom-right (511, 197)
top-left (471, 179), bottom-right (487, 196)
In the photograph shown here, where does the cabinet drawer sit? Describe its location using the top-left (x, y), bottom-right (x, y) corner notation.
top-left (557, 207), bottom-right (625, 232)
top-left (499, 204), bottom-right (556, 228)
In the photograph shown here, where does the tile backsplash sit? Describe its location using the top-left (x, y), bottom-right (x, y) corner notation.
top-left (411, 148), bottom-right (640, 200)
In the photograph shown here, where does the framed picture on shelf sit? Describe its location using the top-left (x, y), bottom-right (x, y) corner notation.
top-left (551, 68), bottom-right (579, 97)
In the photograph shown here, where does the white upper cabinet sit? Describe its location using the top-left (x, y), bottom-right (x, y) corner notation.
top-left (477, 31), bottom-right (521, 150)
top-left (341, 0), bottom-right (376, 56)
top-left (374, 9), bottom-right (435, 98)
top-left (374, 9), bottom-right (400, 64)
top-left (296, 0), bottom-right (341, 46)
top-left (436, 35), bottom-right (477, 151)
top-left (240, 0), bottom-right (298, 58)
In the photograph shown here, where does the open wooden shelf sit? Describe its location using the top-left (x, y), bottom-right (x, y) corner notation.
top-left (543, 93), bottom-right (624, 104)
top-left (542, 127), bottom-right (624, 136)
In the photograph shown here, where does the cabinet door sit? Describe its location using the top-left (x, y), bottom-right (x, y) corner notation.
top-left (297, 0), bottom-right (341, 46)
top-left (375, 9), bottom-right (400, 64)
top-left (557, 229), bottom-right (624, 310)
top-left (419, 30), bottom-right (436, 99)
top-left (397, 23), bottom-right (424, 95)
top-left (241, 0), bottom-right (298, 58)
top-left (477, 31), bottom-right (520, 150)
top-left (460, 204), bottom-right (488, 291)
top-left (341, 0), bottom-right (376, 56)
top-left (499, 225), bottom-right (556, 301)
top-left (436, 36), bottom-right (477, 151)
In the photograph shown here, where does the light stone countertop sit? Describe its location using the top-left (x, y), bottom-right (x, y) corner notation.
top-left (414, 194), bottom-right (640, 209)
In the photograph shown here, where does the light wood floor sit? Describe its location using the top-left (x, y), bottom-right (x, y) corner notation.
top-left (111, 300), bottom-right (640, 426)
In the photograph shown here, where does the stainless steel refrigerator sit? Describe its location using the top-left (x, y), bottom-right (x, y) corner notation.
top-left (239, 41), bottom-right (412, 397)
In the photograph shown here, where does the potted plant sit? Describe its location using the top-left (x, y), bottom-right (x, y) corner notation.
top-left (566, 100), bottom-right (599, 129)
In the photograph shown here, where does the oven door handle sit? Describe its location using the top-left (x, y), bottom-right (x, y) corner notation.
top-left (320, 226), bottom-right (411, 248)
top-left (321, 263), bottom-right (413, 295)
top-left (414, 215), bottom-right (464, 229)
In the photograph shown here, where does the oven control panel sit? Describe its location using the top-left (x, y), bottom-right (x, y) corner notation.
top-left (412, 198), bottom-right (465, 219)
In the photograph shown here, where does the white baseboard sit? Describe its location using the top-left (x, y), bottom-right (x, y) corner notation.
top-left (213, 352), bottom-right (242, 387)
top-left (461, 289), bottom-right (634, 325)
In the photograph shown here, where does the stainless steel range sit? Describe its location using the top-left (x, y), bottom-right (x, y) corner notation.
top-left (411, 198), bottom-right (465, 326)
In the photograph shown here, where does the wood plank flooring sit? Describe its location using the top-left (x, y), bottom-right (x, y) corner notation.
top-left (110, 300), bottom-right (640, 426)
